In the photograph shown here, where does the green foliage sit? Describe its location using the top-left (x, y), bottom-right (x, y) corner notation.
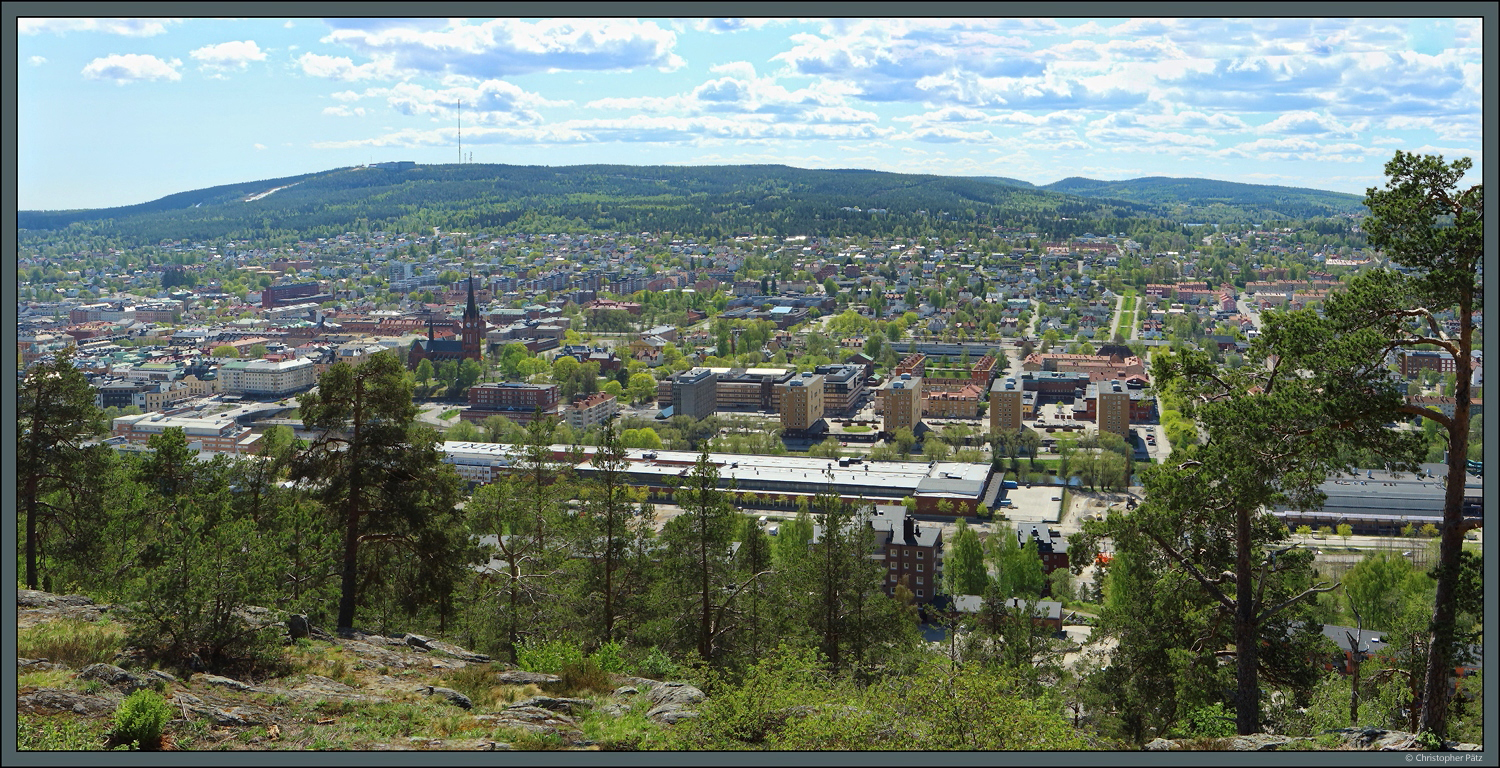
top-left (516, 638), bottom-right (585, 676)
top-left (17, 619), bottom-right (126, 669)
top-left (945, 519), bottom-right (987, 596)
top-left (212, 344), bottom-right (238, 358)
top-left (1183, 702), bottom-right (1237, 739)
top-left (112, 689), bottom-right (173, 750)
top-left (17, 716), bottom-right (114, 751)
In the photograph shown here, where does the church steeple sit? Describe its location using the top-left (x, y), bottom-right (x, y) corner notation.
top-left (461, 273), bottom-right (484, 362)
top-left (466, 273), bottom-right (478, 317)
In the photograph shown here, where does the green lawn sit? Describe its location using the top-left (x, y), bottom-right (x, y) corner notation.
top-left (843, 425), bottom-right (873, 433)
top-left (439, 409), bottom-right (460, 421)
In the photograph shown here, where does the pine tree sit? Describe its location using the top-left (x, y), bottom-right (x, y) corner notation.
top-left (18, 348), bottom-right (107, 590)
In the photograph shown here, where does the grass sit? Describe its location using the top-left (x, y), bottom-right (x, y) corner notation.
top-left (16, 715), bottom-right (117, 751)
top-left (578, 697), bottom-right (666, 751)
top-left (842, 425), bottom-right (872, 433)
top-left (439, 409), bottom-right (460, 421)
top-left (18, 618), bottom-right (127, 668)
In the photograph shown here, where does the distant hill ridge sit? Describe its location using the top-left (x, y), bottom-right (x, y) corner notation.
top-left (19, 163), bottom-right (1364, 245)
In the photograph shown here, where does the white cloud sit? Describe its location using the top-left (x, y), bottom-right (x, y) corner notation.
top-left (296, 52), bottom-right (396, 81)
top-left (322, 105), bottom-right (368, 117)
top-left (254, 143), bottom-right (267, 150)
top-left (693, 19), bottom-right (780, 34)
top-left (1256, 110), bottom-right (1364, 138)
top-left (28, 55), bottom-right (47, 66)
top-left (20, 18), bottom-right (181, 36)
top-left (190, 40), bottom-right (267, 71)
top-left (317, 18), bottom-right (684, 79)
top-left (332, 80), bottom-right (568, 125)
top-left (1382, 114), bottom-right (1482, 143)
top-left (81, 54), bottom-right (182, 84)
top-left (284, 21), bottom-right (296, 29)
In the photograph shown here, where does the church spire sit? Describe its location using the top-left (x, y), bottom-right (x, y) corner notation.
top-left (466, 273), bottom-right (478, 317)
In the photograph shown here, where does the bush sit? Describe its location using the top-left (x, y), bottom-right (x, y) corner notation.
top-left (1183, 702), bottom-right (1237, 739)
top-left (17, 619), bottom-right (126, 669)
top-left (555, 658), bottom-right (614, 697)
top-left (636, 645), bottom-right (688, 681)
top-left (590, 641), bottom-right (627, 674)
top-left (111, 690), bottom-right (173, 750)
top-left (516, 639), bottom-right (584, 676)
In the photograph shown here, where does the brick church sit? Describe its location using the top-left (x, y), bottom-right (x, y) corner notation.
top-left (409, 276), bottom-right (485, 369)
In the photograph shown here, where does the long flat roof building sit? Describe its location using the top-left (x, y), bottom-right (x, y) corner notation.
top-left (441, 442), bottom-right (994, 515)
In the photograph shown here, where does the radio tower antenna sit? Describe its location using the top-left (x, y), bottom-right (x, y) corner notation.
top-left (457, 98), bottom-right (463, 163)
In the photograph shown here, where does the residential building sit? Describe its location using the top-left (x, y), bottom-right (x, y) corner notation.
top-left (218, 358), bottom-right (317, 397)
top-left (260, 282), bottom-right (323, 309)
top-left (814, 363), bottom-right (868, 415)
top-left (112, 412), bottom-right (257, 454)
top-left (777, 372), bottom-right (825, 433)
top-left (564, 391), bottom-right (620, 431)
top-left (990, 377), bottom-right (1024, 433)
top-left (672, 367), bottom-right (718, 420)
top-left (462, 382), bottom-right (560, 425)
top-left (1401, 349), bottom-right (1456, 377)
top-left (1095, 380), bottom-right (1132, 437)
top-left (867, 504), bottom-right (943, 605)
top-left (883, 374), bottom-right (923, 433)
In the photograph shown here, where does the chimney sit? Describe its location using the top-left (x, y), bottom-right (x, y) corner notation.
top-left (902, 515), bottom-right (916, 543)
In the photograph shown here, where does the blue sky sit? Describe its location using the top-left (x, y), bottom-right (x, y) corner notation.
top-left (17, 16), bottom-right (1485, 210)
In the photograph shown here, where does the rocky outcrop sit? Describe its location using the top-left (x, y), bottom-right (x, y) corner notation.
top-left (509, 696), bottom-right (593, 716)
top-left (77, 663), bottom-right (155, 695)
top-left (18, 689), bottom-right (117, 716)
top-left (1143, 729), bottom-right (1482, 752)
top-left (17, 589), bottom-right (111, 628)
top-left (194, 673), bottom-right (258, 692)
top-left (621, 678), bottom-right (705, 725)
top-left (496, 670), bottom-right (561, 686)
top-left (476, 706), bottom-right (588, 744)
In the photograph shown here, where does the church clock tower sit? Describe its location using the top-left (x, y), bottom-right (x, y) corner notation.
top-left (461, 274), bottom-right (485, 361)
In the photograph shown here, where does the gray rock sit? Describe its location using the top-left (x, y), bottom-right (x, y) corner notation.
top-left (195, 673), bottom-right (256, 692)
top-left (211, 706), bottom-right (268, 727)
top-left (611, 685), bottom-right (640, 697)
top-left (403, 633), bottom-right (432, 651)
top-left (146, 669), bottom-right (178, 684)
top-left (425, 638), bottom-right (492, 663)
top-left (496, 670), bottom-right (560, 685)
top-left (18, 657), bottom-right (68, 672)
top-left (423, 685), bottom-right (473, 709)
top-left (648, 708), bottom-right (700, 725)
top-left (509, 696), bottom-right (592, 715)
top-left (293, 674), bottom-right (357, 695)
top-left (644, 681), bottom-right (705, 709)
top-left (1226, 734), bottom-right (1311, 751)
top-left (287, 614), bottom-right (311, 640)
top-left (78, 663), bottom-right (154, 694)
top-left (18, 689), bottom-right (116, 716)
top-left (1143, 738), bottom-right (1178, 751)
top-left (474, 708), bottom-right (585, 744)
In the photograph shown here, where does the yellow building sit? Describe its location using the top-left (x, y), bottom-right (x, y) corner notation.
top-left (883, 374), bottom-right (923, 433)
top-left (777, 372), bottom-right (825, 432)
top-left (989, 377), bottom-right (1023, 434)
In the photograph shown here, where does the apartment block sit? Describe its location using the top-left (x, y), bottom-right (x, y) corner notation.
top-left (778, 372), bottom-right (825, 433)
top-left (883, 374), bottom-right (923, 433)
top-left (564, 391), bottom-right (620, 431)
top-left (990, 377), bottom-right (1024, 434)
top-left (218, 358), bottom-right (318, 398)
top-left (1096, 380), bottom-right (1131, 438)
top-left (672, 367), bottom-right (719, 420)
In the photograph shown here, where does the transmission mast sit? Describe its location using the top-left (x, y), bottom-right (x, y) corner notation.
top-left (457, 98), bottom-right (463, 164)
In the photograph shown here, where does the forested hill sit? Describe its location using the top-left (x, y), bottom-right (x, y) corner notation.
top-left (1036, 176), bottom-right (1367, 220)
top-left (19, 163), bottom-right (1357, 247)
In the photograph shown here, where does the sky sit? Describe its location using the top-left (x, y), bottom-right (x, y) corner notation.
top-left (16, 16), bottom-right (1486, 211)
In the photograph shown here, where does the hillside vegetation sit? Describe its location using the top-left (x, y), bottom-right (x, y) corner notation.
top-left (18, 163), bottom-right (1359, 247)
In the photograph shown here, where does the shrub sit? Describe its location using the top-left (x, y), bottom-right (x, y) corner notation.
top-left (1183, 702), bottom-right (1237, 739)
top-left (589, 641), bottom-right (627, 674)
top-left (636, 645), bottom-right (687, 681)
top-left (554, 658), bottom-right (613, 697)
top-left (112, 690), bottom-right (173, 750)
top-left (17, 619), bottom-right (126, 669)
top-left (516, 639), bottom-right (584, 676)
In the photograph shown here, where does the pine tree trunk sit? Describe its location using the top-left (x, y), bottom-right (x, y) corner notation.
top-left (1235, 507), bottom-right (1259, 736)
top-left (1419, 297), bottom-right (1474, 738)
